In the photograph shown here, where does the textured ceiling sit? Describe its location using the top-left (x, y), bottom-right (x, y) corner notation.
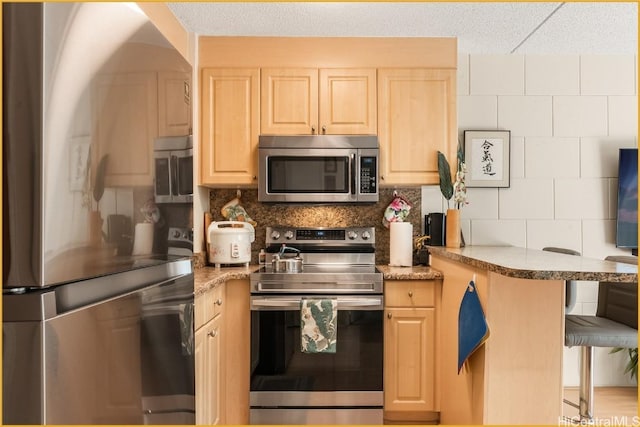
top-left (167, 2), bottom-right (637, 54)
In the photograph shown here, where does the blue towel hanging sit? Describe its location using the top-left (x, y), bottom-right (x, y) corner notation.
top-left (458, 280), bottom-right (489, 373)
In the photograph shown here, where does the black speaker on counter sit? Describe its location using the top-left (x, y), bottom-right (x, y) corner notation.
top-left (425, 213), bottom-right (446, 246)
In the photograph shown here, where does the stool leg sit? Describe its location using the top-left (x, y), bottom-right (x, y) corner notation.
top-left (579, 346), bottom-right (594, 421)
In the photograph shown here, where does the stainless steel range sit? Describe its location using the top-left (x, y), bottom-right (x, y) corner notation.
top-left (249, 226), bottom-right (383, 425)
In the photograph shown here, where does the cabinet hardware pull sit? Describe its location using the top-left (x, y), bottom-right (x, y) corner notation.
top-left (311, 126), bottom-right (316, 134)
top-left (216, 299), bottom-right (223, 306)
top-left (208, 330), bottom-right (217, 338)
top-left (380, 175), bottom-right (385, 180)
top-left (408, 291), bottom-right (413, 297)
top-left (253, 176), bottom-right (257, 180)
top-left (387, 313), bottom-right (392, 319)
top-left (322, 125), bottom-right (326, 134)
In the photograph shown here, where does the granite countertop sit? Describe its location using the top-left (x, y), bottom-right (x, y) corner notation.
top-left (194, 263), bottom-right (444, 294)
top-left (428, 246), bottom-right (638, 283)
top-left (377, 265), bottom-right (443, 280)
top-left (194, 265), bottom-right (259, 295)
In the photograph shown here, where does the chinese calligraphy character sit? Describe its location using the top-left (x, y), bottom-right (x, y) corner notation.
top-left (480, 139), bottom-right (496, 176)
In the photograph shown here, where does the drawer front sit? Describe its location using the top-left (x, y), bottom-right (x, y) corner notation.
top-left (384, 280), bottom-right (435, 307)
top-left (211, 284), bottom-right (225, 317)
top-left (195, 284), bottom-right (225, 330)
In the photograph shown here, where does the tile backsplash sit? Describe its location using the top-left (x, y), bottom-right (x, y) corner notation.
top-left (205, 188), bottom-right (422, 265)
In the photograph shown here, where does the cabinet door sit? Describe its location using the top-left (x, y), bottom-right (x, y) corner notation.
top-left (93, 72), bottom-right (158, 187)
top-left (195, 325), bottom-right (208, 425)
top-left (384, 307), bottom-right (436, 412)
top-left (195, 314), bottom-right (223, 425)
top-left (201, 68), bottom-right (259, 185)
top-left (378, 69), bottom-right (456, 185)
top-left (319, 68), bottom-right (377, 135)
top-left (261, 68), bottom-right (318, 135)
top-left (158, 71), bottom-right (191, 136)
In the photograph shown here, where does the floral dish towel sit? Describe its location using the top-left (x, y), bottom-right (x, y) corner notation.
top-left (382, 193), bottom-right (413, 228)
top-left (301, 298), bottom-right (337, 353)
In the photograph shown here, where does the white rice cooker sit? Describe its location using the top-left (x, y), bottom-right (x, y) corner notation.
top-left (207, 221), bottom-right (255, 267)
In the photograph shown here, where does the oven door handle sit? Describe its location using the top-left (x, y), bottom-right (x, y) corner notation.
top-left (251, 296), bottom-right (383, 311)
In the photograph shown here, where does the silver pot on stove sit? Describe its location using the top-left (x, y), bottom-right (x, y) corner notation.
top-left (271, 245), bottom-right (303, 273)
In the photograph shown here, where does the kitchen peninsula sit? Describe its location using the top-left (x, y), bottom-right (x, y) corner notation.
top-left (428, 246), bottom-right (638, 425)
top-left (192, 247), bottom-right (637, 425)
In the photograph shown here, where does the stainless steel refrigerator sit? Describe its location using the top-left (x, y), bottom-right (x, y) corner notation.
top-left (3, 3), bottom-right (195, 424)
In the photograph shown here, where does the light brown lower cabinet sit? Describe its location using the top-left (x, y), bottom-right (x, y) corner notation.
top-left (383, 280), bottom-right (440, 424)
top-left (195, 312), bottom-right (222, 425)
top-left (195, 279), bottom-right (250, 425)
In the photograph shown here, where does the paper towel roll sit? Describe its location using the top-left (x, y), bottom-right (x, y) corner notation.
top-left (132, 222), bottom-right (154, 255)
top-left (389, 222), bottom-right (413, 267)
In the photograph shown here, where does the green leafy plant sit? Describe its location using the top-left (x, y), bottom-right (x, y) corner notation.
top-left (438, 141), bottom-right (467, 209)
top-left (610, 347), bottom-right (638, 380)
top-left (437, 151), bottom-right (453, 204)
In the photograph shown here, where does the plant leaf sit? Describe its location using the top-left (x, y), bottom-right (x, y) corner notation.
top-left (457, 139), bottom-right (465, 166)
top-left (93, 154), bottom-right (109, 204)
top-left (437, 151), bottom-right (453, 200)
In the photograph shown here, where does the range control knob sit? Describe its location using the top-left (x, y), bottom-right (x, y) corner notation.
top-left (361, 231), bottom-right (371, 240)
top-left (270, 230), bottom-right (281, 240)
top-left (347, 231), bottom-right (358, 240)
top-left (173, 230), bottom-right (182, 238)
top-left (284, 230), bottom-right (294, 240)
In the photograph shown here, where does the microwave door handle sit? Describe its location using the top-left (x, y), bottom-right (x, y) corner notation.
top-left (170, 155), bottom-right (178, 196)
top-left (350, 153), bottom-right (356, 195)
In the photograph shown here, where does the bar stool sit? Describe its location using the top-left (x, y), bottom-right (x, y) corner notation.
top-left (563, 255), bottom-right (638, 421)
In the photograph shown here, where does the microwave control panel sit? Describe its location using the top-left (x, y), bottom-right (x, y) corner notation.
top-left (360, 156), bottom-right (377, 194)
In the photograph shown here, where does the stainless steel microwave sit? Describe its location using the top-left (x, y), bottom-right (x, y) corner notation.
top-left (154, 135), bottom-right (193, 203)
top-left (258, 135), bottom-right (379, 203)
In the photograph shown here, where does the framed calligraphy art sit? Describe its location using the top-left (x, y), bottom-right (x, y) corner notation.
top-left (463, 130), bottom-right (510, 188)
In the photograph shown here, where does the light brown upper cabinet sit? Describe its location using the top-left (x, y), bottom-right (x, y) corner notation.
top-left (260, 68), bottom-right (377, 136)
top-left (93, 72), bottom-right (158, 187)
top-left (158, 71), bottom-right (192, 137)
top-left (378, 68), bottom-right (456, 186)
top-left (200, 68), bottom-right (260, 186)
top-left (93, 71), bottom-right (192, 188)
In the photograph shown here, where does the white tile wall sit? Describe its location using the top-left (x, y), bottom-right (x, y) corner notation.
top-left (425, 53), bottom-right (638, 387)
top-left (458, 96), bottom-right (497, 129)
top-left (553, 96), bottom-right (609, 136)
top-left (469, 219), bottom-right (527, 246)
top-left (555, 178), bottom-right (611, 219)
top-left (499, 178), bottom-right (554, 219)
top-left (580, 137), bottom-right (637, 178)
top-left (525, 137), bottom-right (580, 178)
top-left (608, 96), bottom-right (639, 137)
top-left (525, 55), bottom-right (580, 95)
top-left (510, 136), bottom-right (525, 179)
top-left (470, 54), bottom-right (525, 95)
top-left (498, 96), bottom-right (552, 136)
top-left (580, 55), bottom-right (637, 96)
top-left (582, 219), bottom-right (626, 259)
top-left (457, 54), bottom-right (470, 96)
top-left (526, 220), bottom-right (582, 251)
top-left (461, 188), bottom-right (498, 219)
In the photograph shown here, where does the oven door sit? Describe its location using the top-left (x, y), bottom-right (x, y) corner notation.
top-left (250, 295), bottom-right (383, 409)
